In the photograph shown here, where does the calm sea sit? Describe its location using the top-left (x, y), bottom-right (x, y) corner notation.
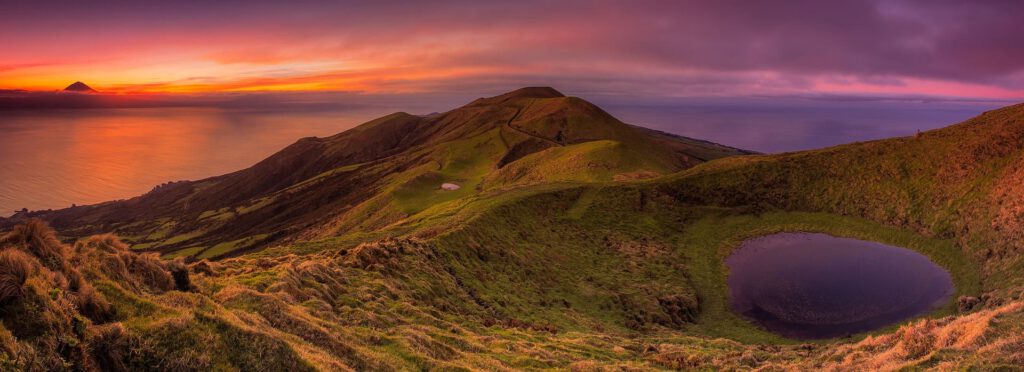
top-left (0, 107), bottom-right (399, 213)
top-left (0, 96), bottom-right (1006, 214)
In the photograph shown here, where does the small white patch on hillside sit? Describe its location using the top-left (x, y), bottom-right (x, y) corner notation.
top-left (440, 183), bottom-right (461, 190)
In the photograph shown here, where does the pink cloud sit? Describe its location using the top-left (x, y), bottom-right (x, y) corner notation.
top-left (0, 0), bottom-right (1021, 98)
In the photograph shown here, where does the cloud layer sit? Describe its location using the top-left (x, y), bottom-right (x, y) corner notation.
top-left (2, 0), bottom-right (1022, 98)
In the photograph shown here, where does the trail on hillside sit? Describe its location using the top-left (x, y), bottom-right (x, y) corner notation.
top-left (504, 100), bottom-right (563, 147)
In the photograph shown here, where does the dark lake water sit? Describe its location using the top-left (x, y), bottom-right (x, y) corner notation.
top-left (726, 232), bottom-right (954, 339)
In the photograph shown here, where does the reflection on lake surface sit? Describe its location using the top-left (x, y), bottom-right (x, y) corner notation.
top-left (0, 107), bottom-right (402, 213)
top-left (726, 233), bottom-right (954, 339)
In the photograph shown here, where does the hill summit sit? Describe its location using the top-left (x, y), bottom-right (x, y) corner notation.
top-left (14, 87), bottom-right (750, 257)
top-left (63, 81), bottom-right (97, 93)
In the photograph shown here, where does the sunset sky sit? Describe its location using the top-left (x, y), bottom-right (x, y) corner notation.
top-left (3, 0), bottom-right (1023, 99)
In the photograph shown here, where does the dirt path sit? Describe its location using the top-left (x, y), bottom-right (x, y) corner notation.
top-left (504, 101), bottom-right (563, 147)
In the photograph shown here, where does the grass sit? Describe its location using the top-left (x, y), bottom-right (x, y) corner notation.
top-left (236, 196), bottom-right (276, 215)
top-left (197, 234), bottom-right (269, 259)
top-left (283, 162), bottom-right (365, 193)
top-left (565, 186), bottom-right (601, 220)
top-left (0, 249), bottom-right (34, 304)
top-left (198, 208), bottom-right (234, 222)
top-left (143, 221), bottom-right (176, 241)
top-left (3, 93), bottom-right (1022, 370)
top-left (48, 90), bottom-right (745, 263)
top-left (419, 182), bottom-right (982, 344)
top-left (157, 230), bottom-right (205, 247)
top-left (129, 242), bottom-right (157, 250)
top-left (482, 140), bottom-right (672, 188)
top-left (163, 246), bottom-right (204, 259)
top-left (392, 127), bottom-right (508, 214)
top-left (674, 211), bottom-right (981, 343)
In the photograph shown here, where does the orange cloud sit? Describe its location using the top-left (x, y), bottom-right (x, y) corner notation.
top-left (2, 1), bottom-right (1023, 99)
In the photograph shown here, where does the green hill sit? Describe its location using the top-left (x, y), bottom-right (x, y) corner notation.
top-left (1, 91), bottom-right (1022, 370)
top-left (8, 87), bottom-right (748, 259)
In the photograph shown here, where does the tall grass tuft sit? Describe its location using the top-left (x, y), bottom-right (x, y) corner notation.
top-left (0, 219), bottom-right (66, 270)
top-left (123, 252), bottom-right (175, 292)
top-left (74, 280), bottom-right (113, 323)
top-left (0, 249), bottom-right (37, 304)
top-left (86, 323), bottom-right (130, 372)
top-left (166, 257), bottom-right (191, 292)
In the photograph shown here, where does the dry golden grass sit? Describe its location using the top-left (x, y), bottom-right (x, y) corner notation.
top-left (74, 233), bottom-right (180, 293)
top-left (0, 219), bottom-right (66, 269)
top-left (0, 216), bottom-right (1021, 370)
top-left (0, 249), bottom-right (36, 304)
top-left (777, 302), bottom-right (1024, 371)
top-left (86, 323), bottom-right (130, 372)
top-left (0, 221), bottom-right (206, 370)
top-left (990, 154), bottom-right (1024, 246)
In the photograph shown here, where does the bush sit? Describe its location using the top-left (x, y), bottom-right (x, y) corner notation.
top-left (0, 249), bottom-right (37, 304)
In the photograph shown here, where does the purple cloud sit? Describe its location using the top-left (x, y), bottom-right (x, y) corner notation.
top-left (1, 0), bottom-right (1021, 97)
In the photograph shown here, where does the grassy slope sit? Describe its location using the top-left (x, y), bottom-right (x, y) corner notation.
top-left (2, 98), bottom-right (1023, 370)
top-left (9, 87), bottom-right (748, 260)
top-left (0, 188), bottom-right (1012, 370)
top-left (655, 103), bottom-right (1024, 295)
top-left (322, 102), bottom-right (1019, 368)
top-left (421, 184), bottom-right (982, 343)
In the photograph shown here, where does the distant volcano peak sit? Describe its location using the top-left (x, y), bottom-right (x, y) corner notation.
top-left (64, 81), bottom-right (97, 93)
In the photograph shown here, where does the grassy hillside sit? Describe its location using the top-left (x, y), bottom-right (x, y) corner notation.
top-left (655, 103), bottom-right (1024, 294)
top-left (6, 87), bottom-right (748, 259)
top-left (1, 93), bottom-right (1022, 370)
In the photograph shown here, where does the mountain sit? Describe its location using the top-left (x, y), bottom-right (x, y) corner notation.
top-left (63, 81), bottom-right (97, 93)
top-left (1, 90), bottom-right (1022, 370)
top-left (11, 87), bottom-right (751, 259)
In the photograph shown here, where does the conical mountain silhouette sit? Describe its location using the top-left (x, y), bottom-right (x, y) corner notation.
top-left (63, 81), bottom-right (97, 93)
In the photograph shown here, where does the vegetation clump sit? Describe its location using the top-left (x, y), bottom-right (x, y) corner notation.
top-left (0, 249), bottom-right (35, 305)
top-left (341, 237), bottom-right (424, 271)
top-left (0, 220), bottom-right (201, 370)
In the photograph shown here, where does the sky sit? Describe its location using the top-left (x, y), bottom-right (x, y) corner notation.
top-left (2, 0), bottom-right (1023, 100)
